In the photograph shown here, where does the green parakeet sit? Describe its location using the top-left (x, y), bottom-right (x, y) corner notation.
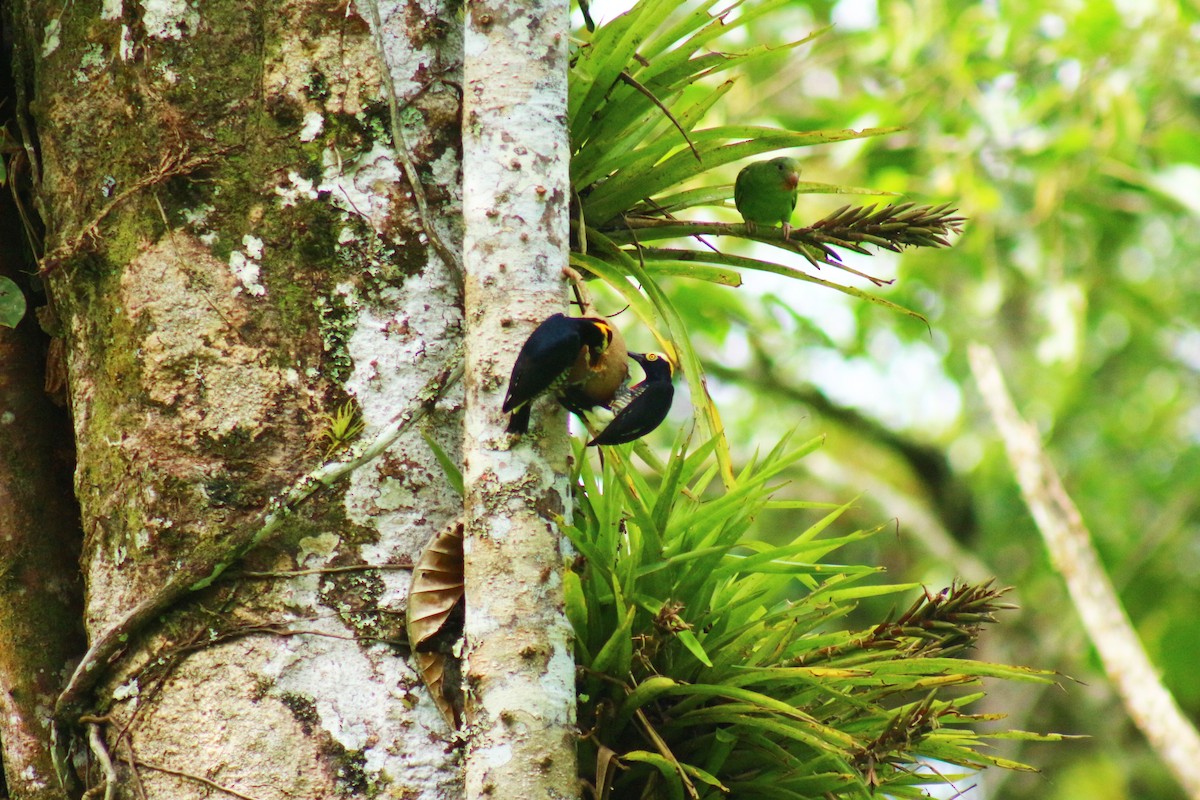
top-left (734, 156), bottom-right (801, 239)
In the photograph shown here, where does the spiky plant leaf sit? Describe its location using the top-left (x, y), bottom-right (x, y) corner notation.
top-left (568, 437), bottom-right (1054, 799)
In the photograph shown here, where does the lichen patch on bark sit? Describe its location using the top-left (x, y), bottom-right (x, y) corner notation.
top-left (121, 232), bottom-right (300, 444)
top-left (128, 643), bottom-right (335, 797)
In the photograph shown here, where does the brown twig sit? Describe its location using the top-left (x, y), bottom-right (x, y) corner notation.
top-left (230, 561), bottom-right (413, 579)
top-left (117, 737), bottom-right (150, 800)
top-left (562, 265), bottom-right (600, 316)
top-left (121, 757), bottom-right (268, 800)
top-left (615, 71), bottom-right (700, 163)
top-left (37, 149), bottom-right (215, 276)
top-left (85, 723), bottom-right (118, 800)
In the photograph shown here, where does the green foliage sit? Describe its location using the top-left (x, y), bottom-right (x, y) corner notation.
top-left (317, 399), bottom-right (365, 458)
top-left (568, 0), bottom-right (964, 485)
top-left (0, 276), bottom-right (25, 329)
top-left (423, 432), bottom-right (464, 496)
top-left (568, 436), bottom-right (1058, 799)
top-left (563, 1), bottom-right (1065, 796)
top-left (687, 2), bottom-right (1200, 796)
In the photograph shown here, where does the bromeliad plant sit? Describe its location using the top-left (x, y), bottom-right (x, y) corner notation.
top-left (563, 1), bottom-right (1060, 797)
top-left (567, 435), bottom-right (1060, 799)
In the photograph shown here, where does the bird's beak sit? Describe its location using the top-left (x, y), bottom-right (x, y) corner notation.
top-left (784, 171), bottom-right (800, 190)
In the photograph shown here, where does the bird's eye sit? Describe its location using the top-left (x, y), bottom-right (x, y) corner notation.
top-left (647, 354), bottom-right (659, 361)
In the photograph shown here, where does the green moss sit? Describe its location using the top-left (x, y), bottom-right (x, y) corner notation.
top-left (204, 425), bottom-right (255, 457)
top-left (250, 676), bottom-right (275, 701)
top-left (279, 691), bottom-right (320, 735)
top-left (358, 99), bottom-right (393, 148)
top-left (202, 476), bottom-right (245, 507)
top-left (313, 299), bottom-right (352, 383)
top-left (317, 567), bottom-right (387, 642)
top-left (339, 236), bottom-right (396, 293)
top-left (327, 745), bottom-right (380, 797)
top-left (304, 70), bottom-right (331, 103)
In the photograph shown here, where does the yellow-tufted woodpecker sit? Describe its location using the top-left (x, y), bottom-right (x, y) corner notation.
top-left (585, 352), bottom-right (675, 446)
top-left (502, 313), bottom-right (628, 434)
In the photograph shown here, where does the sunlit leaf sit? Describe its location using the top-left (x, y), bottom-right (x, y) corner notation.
top-left (0, 277), bottom-right (26, 329)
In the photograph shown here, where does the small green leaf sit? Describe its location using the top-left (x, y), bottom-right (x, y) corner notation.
top-left (676, 629), bottom-right (713, 667)
top-left (620, 751), bottom-right (685, 800)
top-left (564, 568), bottom-right (589, 645)
top-left (0, 277), bottom-right (26, 329)
top-left (421, 432), bottom-right (463, 496)
top-left (592, 603), bottom-right (635, 676)
top-left (680, 762), bottom-right (728, 792)
top-left (641, 261), bottom-right (741, 286)
top-left (616, 675), bottom-right (678, 729)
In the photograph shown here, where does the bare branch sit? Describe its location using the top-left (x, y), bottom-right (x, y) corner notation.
top-left (123, 758), bottom-right (268, 800)
top-left (969, 343), bottom-right (1200, 800)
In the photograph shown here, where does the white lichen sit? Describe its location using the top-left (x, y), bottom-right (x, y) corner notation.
top-left (276, 143), bottom-right (402, 235)
top-left (257, 615), bottom-right (448, 785)
top-left (180, 203), bottom-right (215, 228)
top-left (297, 532), bottom-right (341, 565)
top-left (75, 44), bottom-right (106, 84)
top-left (276, 172), bottom-right (319, 207)
top-left (300, 111), bottom-right (326, 142)
top-left (112, 679), bottom-right (140, 701)
top-left (139, 0), bottom-right (199, 40)
top-left (229, 235), bottom-right (266, 296)
top-left (243, 233), bottom-right (264, 260)
top-left (41, 17), bottom-right (60, 57)
top-left (119, 25), bottom-right (134, 61)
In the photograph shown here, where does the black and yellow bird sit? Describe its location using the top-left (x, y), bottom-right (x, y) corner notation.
top-left (584, 352), bottom-right (675, 446)
top-left (502, 313), bottom-right (628, 434)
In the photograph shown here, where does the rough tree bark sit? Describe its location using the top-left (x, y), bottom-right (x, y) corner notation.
top-left (0, 0), bottom-right (501, 796)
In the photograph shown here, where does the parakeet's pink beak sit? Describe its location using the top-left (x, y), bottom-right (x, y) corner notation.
top-left (784, 171), bottom-right (800, 190)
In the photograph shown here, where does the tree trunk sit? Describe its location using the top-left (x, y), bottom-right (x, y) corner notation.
top-left (0, 187), bottom-right (85, 800)
top-left (461, 2), bottom-right (577, 799)
top-left (4, 0), bottom-right (474, 796)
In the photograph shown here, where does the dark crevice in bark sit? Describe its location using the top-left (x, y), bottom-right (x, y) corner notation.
top-left (0, 7), bottom-right (86, 799)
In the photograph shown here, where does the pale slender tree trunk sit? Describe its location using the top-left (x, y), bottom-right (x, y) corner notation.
top-left (6, 0), bottom-right (470, 796)
top-left (461, 1), bottom-right (578, 799)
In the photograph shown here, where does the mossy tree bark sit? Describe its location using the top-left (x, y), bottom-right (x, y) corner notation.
top-left (4, 0), bottom-right (472, 796)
